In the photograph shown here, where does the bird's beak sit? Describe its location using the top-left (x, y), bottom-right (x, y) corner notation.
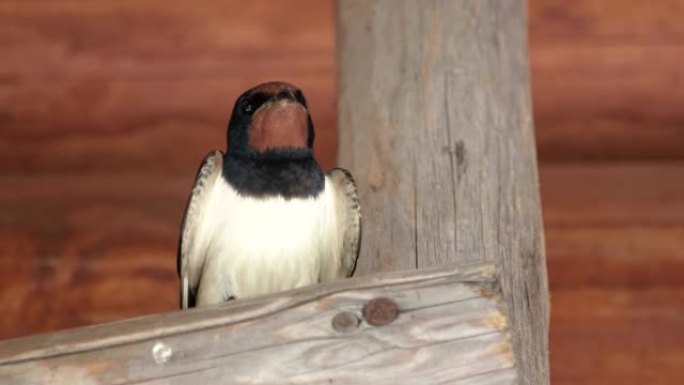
top-left (248, 98), bottom-right (309, 152)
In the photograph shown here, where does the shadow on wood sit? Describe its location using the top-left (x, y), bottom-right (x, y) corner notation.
top-left (0, 263), bottom-right (515, 384)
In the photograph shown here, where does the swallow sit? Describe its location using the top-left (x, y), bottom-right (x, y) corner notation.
top-left (178, 82), bottom-right (361, 308)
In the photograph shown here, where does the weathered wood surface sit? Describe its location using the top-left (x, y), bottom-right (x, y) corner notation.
top-left (337, 1), bottom-right (549, 384)
top-left (2, 1), bottom-right (684, 384)
top-left (0, 264), bottom-right (515, 385)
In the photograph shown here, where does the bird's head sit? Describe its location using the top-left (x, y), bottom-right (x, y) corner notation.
top-left (226, 82), bottom-right (314, 160)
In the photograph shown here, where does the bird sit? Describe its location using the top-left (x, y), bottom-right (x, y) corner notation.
top-left (177, 81), bottom-right (361, 309)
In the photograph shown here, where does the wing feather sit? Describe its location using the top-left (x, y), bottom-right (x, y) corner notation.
top-left (177, 150), bottom-right (224, 308)
top-left (325, 168), bottom-right (361, 279)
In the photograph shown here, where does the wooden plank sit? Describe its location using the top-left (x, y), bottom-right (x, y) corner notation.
top-left (531, 44), bottom-right (684, 161)
top-left (0, 78), bottom-right (337, 174)
top-left (0, 0), bottom-right (337, 173)
top-left (0, 264), bottom-right (517, 385)
top-left (2, 0), bottom-right (683, 176)
top-left (0, 250), bottom-right (177, 340)
top-left (530, 0), bottom-right (684, 43)
top-left (546, 226), bottom-right (684, 289)
top-left (337, 1), bottom-right (549, 384)
top-left (530, 0), bottom-right (684, 161)
top-left (550, 288), bottom-right (684, 385)
top-left (0, 174), bottom-right (185, 339)
top-left (540, 163), bottom-right (684, 227)
top-left (2, 0), bottom-right (683, 174)
top-left (541, 163), bottom-right (684, 289)
top-left (0, 0), bottom-right (334, 77)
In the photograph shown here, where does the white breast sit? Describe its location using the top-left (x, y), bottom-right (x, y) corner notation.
top-left (196, 178), bottom-right (338, 303)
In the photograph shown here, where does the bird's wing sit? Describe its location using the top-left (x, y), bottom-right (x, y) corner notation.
top-left (177, 150), bottom-right (224, 309)
top-left (322, 168), bottom-right (361, 280)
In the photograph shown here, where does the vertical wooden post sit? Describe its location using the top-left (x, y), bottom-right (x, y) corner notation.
top-left (337, 1), bottom-right (550, 384)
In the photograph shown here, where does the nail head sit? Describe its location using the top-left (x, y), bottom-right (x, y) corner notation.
top-left (332, 311), bottom-right (360, 332)
top-left (363, 297), bottom-right (398, 326)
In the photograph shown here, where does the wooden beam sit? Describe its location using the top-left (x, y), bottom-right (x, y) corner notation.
top-left (0, 263), bottom-right (514, 384)
top-left (337, 1), bottom-right (549, 384)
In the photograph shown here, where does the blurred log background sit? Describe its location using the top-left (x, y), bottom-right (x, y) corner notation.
top-left (0, 1), bottom-right (682, 384)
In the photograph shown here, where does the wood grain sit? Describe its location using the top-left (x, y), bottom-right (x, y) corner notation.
top-left (530, 0), bottom-right (684, 161)
top-left (550, 288), bottom-right (684, 385)
top-left (1, 0), bottom-right (682, 176)
top-left (0, 78), bottom-right (338, 173)
top-left (1, 1), bottom-right (684, 384)
top-left (0, 174), bottom-right (185, 339)
top-left (540, 163), bottom-right (684, 227)
top-left (0, 0), bottom-right (337, 173)
top-left (546, 226), bottom-right (684, 289)
top-left (542, 163), bottom-right (684, 289)
top-left (531, 45), bottom-right (684, 161)
top-left (530, 0), bottom-right (684, 43)
top-left (0, 264), bottom-right (517, 385)
top-left (337, 1), bottom-right (549, 384)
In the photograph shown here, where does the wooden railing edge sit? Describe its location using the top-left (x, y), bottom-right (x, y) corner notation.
top-left (0, 262), bottom-right (516, 384)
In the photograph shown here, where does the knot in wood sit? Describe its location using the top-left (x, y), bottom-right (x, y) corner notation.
top-left (362, 297), bottom-right (398, 326)
top-left (332, 311), bottom-right (360, 332)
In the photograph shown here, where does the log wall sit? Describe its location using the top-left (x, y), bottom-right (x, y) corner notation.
top-left (1, 1), bottom-right (683, 384)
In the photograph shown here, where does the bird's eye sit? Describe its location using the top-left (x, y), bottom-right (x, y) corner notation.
top-left (294, 90), bottom-right (307, 107)
top-left (242, 100), bottom-right (254, 114)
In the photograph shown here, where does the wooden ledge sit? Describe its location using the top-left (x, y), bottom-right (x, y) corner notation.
top-left (0, 263), bottom-right (515, 384)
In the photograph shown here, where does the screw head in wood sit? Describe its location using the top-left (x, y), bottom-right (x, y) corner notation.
top-left (362, 297), bottom-right (398, 326)
top-left (332, 311), bottom-right (360, 332)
